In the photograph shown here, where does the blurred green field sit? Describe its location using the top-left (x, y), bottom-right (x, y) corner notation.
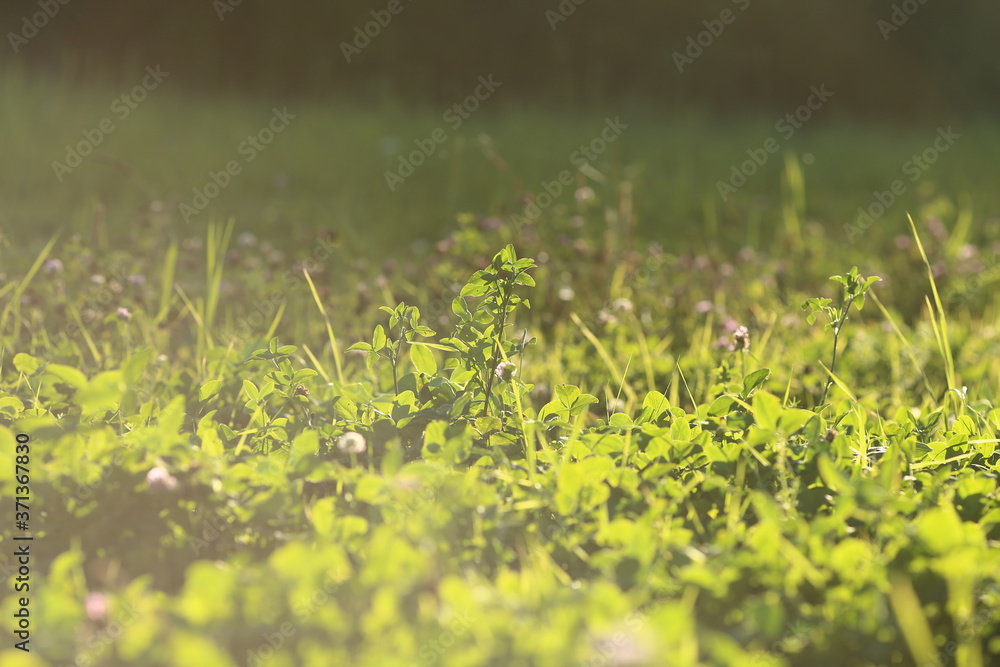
top-left (1, 69), bottom-right (999, 667)
top-left (4, 68), bottom-right (1000, 255)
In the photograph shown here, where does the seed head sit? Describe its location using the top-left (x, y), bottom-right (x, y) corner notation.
top-left (337, 431), bottom-right (367, 454)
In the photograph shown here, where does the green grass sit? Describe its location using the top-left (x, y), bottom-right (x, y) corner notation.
top-left (1, 71), bottom-right (999, 666)
top-left (3, 67), bottom-right (1000, 253)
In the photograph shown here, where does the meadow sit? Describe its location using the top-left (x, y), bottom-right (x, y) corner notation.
top-left (1, 72), bottom-right (999, 666)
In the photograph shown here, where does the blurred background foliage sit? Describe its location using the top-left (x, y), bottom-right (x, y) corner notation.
top-left (2, 0), bottom-right (998, 118)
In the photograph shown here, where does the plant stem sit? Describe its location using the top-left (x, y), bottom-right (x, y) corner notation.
top-left (481, 275), bottom-right (515, 416)
top-left (820, 294), bottom-right (856, 406)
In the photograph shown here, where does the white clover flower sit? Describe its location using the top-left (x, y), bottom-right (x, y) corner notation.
top-left (730, 325), bottom-right (750, 352)
top-left (236, 232), bottom-right (258, 247)
top-left (84, 592), bottom-right (108, 622)
top-left (495, 361), bottom-right (517, 382)
top-left (146, 466), bottom-right (178, 492)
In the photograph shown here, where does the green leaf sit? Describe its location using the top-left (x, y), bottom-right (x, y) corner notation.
top-left (372, 325), bottom-right (387, 351)
top-left (76, 371), bottom-right (126, 416)
top-left (817, 454), bottom-right (848, 494)
top-left (122, 348), bottom-right (154, 386)
top-left (13, 352), bottom-right (43, 376)
top-left (409, 341), bottom-right (456, 353)
top-left (170, 631), bottom-right (237, 667)
top-left (292, 369), bottom-right (318, 382)
top-left (355, 476), bottom-right (389, 504)
top-left (242, 379), bottom-right (260, 402)
top-left (778, 408), bottom-right (816, 436)
top-left (916, 503), bottom-right (968, 555)
top-left (409, 343), bottom-right (437, 375)
top-left (609, 413), bottom-right (633, 427)
top-left (197, 413), bottom-right (225, 458)
top-left (311, 497), bottom-right (337, 536)
top-left (741, 368), bottom-right (771, 398)
top-left (0, 396), bottom-right (24, 419)
top-left (257, 380), bottom-right (276, 399)
top-left (639, 391), bottom-right (670, 422)
top-left (707, 395), bottom-right (736, 417)
top-left (514, 273), bottom-right (536, 287)
top-left (452, 297), bottom-right (471, 318)
top-left (475, 416), bottom-right (502, 435)
top-left (752, 392), bottom-right (781, 432)
top-left (45, 363), bottom-right (88, 390)
top-left (747, 426), bottom-right (775, 447)
top-left (671, 417), bottom-right (691, 441)
top-left (556, 384), bottom-right (581, 408)
top-left (460, 283), bottom-right (490, 297)
top-left (570, 393), bottom-right (599, 416)
top-left (288, 429), bottom-right (319, 468)
top-left (555, 462), bottom-right (584, 514)
top-left (199, 379), bottom-right (223, 402)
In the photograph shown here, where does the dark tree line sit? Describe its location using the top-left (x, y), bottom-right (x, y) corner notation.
top-left (2, 0), bottom-right (996, 117)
